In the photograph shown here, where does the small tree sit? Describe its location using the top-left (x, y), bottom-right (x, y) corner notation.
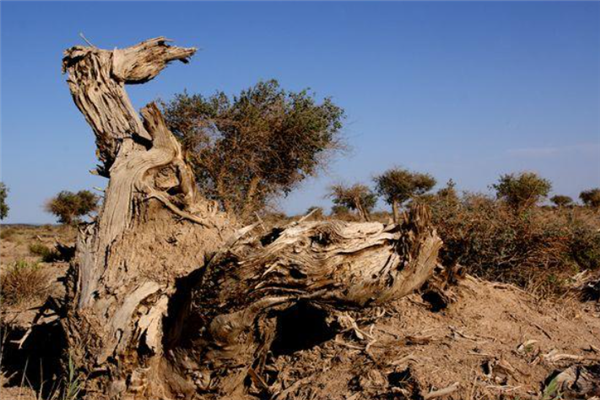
top-left (45, 190), bottom-right (100, 225)
top-left (161, 80), bottom-right (345, 221)
top-left (374, 168), bottom-right (436, 220)
top-left (550, 195), bottom-right (573, 208)
top-left (327, 183), bottom-right (377, 221)
top-left (0, 182), bottom-right (8, 220)
top-left (580, 188), bottom-right (600, 209)
top-left (436, 179), bottom-right (459, 202)
top-left (491, 172), bottom-right (551, 211)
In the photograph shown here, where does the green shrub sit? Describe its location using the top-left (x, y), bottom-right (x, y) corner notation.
top-left (28, 242), bottom-right (61, 262)
top-left (580, 188), bottom-right (600, 209)
top-left (566, 213), bottom-right (600, 271)
top-left (161, 80), bottom-right (345, 220)
top-left (373, 167), bottom-right (436, 215)
top-left (45, 190), bottom-right (99, 225)
top-left (550, 195), bottom-right (573, 208)
top-left (492, 172), bottom-right (551, 211)
top-left (0, 182), bottom-right (8, 220)
top-left (327, 183), bottom-right (377, 221)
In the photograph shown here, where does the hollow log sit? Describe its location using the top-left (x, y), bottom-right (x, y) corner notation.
top-left (61, 37), bottom-right (443, 400)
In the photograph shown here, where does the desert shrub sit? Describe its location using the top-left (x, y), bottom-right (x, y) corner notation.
top-left (373, 168), bottom-right (436, 215)
top-left (436, 179), bottom-right (459, 201)
top-left (566, 210), bottom-right (600, 271)
top-left (161, 80), bottom-right (345, 220)
top-left (327, 183), bottom-right (377, 221)
top-left (492, 172), bottom-right (551, 211)
top-left (0, 182), bottom-right (8, 220)
top-left (0, 260), bottom-right (49, 306)
top-left (550, 195), bottom-right (573, 208)
top-left (45, 190), bottom-right (100, 225)
top-left (580, 188), bottom-right (600, 209)
top-left (429, 193), bottom-right (599, 295)
top-left (29, 242), bottom-right (61, 262)
top-left (0, 227), bottom-right (16, 241)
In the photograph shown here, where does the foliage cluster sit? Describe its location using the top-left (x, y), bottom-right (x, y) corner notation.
top-left (0, 182), bottom-right (8, 220)
top-left (29, 242), bottom-right (61, 262)
top-left (374, 167), bottom-right (436, 210)
top-left (550, 195), bottom-right (573, 208)
top-left (327, 183), bottom-right (377, 221)
top-left (491, 172), bottom-right (552, 211)
top-left (162, 80), bottom-right (345, 220)
top-left (45, 190), bottom-right (99, 225)
top-left (580, 188), bottom-right (600, 209)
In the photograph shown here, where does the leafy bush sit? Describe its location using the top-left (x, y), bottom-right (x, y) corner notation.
top-left (0, 260), bottom-right (49, 306)
top-left (29, 242), bottom-right (61, 262)
top-left (45, 190), bottom-right (100, 225)
top-left (492, 172), bottom-right (552, 211)
top-left (327, 183), bottom-right (377, 221)
top-left (580, 188), bottom-right (600, 209)
top-left (161, 80), bottom-right (345, 220)
top-left (550, 195), bottom-right (573, 208)
top-left (567, 213), bottom-right (600, 271)
top-left (0, 182), bottom-right (8, 220)
top-left (374, 168), bottom-right (436, 205)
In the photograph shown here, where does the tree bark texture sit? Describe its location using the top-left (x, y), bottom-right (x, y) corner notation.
top-left (61, 37), bottom-right (443, 400)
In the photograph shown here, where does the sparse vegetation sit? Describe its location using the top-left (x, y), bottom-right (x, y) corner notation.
top-left (580, 188), bottom-right (600, 209)
top-left (0, 182), bottom-right (8, 220)
top-left (0, 227), bottom-right (16, 241)
top-left (28, 242), bottom-right (61, 262)
top-left (492, 172), bottom-right (552, 211)
top-left (374, 167), bottom-right (436, 218)
top-left (550, 194), bottom-right (573, 208)
top-left (161, 80), bottom-right (345, 220)
top-left (0, 260), bottom-right (49, 307)
top-left (45, 190), bottom-right (100, 225)
top-left (428, 190), bottom-right (600, 295)
top-left (327, 183), bottom-right (377, 221)
top-left (317, 171), bottom-right (600, 296)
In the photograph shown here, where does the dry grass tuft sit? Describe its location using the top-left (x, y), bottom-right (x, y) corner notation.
top-left (0, 227), bottom-right (17, 241)
top-left (0, 260), bottom-right (50, 307)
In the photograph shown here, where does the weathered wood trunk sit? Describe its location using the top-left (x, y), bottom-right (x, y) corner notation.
top-left (61, 38), bottom-right (442, 400)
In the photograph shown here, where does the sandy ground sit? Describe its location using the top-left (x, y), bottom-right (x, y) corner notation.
top-left (1, 225), bottom-right (599, 399)
top-left (261, 277), bottom-right (600, 400)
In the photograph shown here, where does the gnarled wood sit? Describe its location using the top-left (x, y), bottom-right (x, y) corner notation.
top-left (165, 206), bottom-right (442, 398)
top-left (61, 37), bottom-right (442, 400)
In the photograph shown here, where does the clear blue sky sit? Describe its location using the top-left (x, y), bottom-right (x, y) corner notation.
top-left (1, 1), bottom-right (599, 224)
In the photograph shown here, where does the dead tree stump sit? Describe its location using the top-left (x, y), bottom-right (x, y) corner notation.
top-left (60, 37), bottom-right (442, 400)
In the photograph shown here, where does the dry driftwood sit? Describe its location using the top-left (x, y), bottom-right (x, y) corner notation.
top-left (61, 37), bottom-right (443, 400)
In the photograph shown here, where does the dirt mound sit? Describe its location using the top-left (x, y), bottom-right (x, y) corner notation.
top-left (259, 276), bottom-right (600, 400)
